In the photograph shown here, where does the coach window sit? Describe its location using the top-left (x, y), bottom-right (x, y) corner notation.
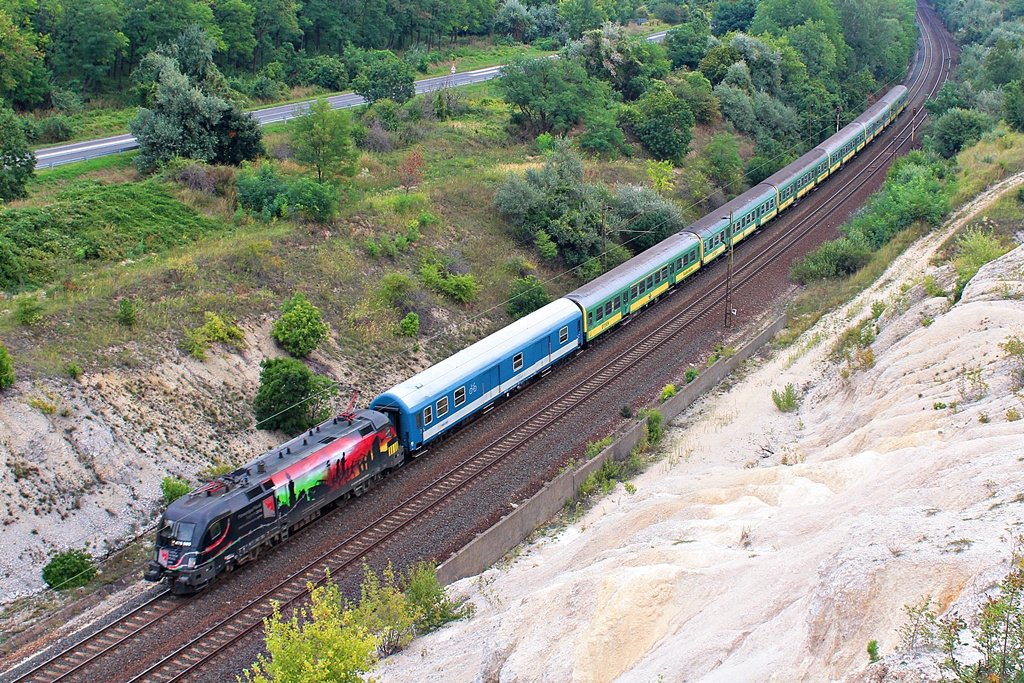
top-left (437, 397), bottom-right (449, 418)
top-left (424, 405), bottom-right (433, 426)
top-left (661, 266), bottom-right (668, 280)
top-left (653, 271), bottom-right (660, 285)
top-left (613, 296), bottom-right (620, 310)
top-left (454, 386), bottom-right (466, 408)
top-left (513, 352), bottom-right (524, 372)
top-left (646, 275), bottom-right (653, 289)
top-left (676, 258), bottom-right (682, 270)
top-left (416, 413), bottom-right (422, 429)
top-left (595, 306), bottom-right (603, 322)
top-left (559, 326), bottom-right (569, 344)
top-left (587, 312), bottom-right (593, 327)
top-left (605, 301), bottom-right (612, 316)
top-left (631, 285), bottom-right (638, 298)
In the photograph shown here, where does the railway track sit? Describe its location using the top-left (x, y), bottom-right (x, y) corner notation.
top-left (3, 5), bottom-right (956, 682)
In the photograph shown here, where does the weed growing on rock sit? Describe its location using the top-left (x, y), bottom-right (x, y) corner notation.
top-left (1000, 334), bottom-right (1024, 390)
top-left (660, 384), bottom-right (676, 402)
top-left (898, 596), bottom-right (938, 652)
top-left (956, 365), bottom-right (989, 403)
top-left (117, 298), bottom-right (139, 327)
top-left (1008, 407), bottom-right (1022, 421)
top-left (183, 311), bottom-right (245, 359)
top-left (0, 341), bottom-right (14, 389)
top-left (867, 639), bottom-right (880, 663)
top-left (14, 295), bottom-right (44, 326)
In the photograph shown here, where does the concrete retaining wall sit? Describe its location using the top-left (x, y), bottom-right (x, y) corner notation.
top-left (437, 316), bottom-right (787, 586)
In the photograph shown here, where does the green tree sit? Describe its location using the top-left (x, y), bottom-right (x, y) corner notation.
top-left (253, 357), bottom-right (337, 435)
top-left (984, 36), bottom-right (1024, 86)
top-left (931, 108), bottom-right (992, 158)
top-left (0, 9), bottom-right (50, 106)
top-left (250, 0), bottom-right (302, 69)
top-left (353, 51), bottom-right (415, 104)
top-left (712, 0), bottom-right (757, 35)
top-left (572, 27), bottom-right (670, 101)
top-left (0, 340), bottom-right (13, 389)
top-left (129, 30), bottom-right (264, 170)
top-left (609, 183), bottom-right (686, 252)
top-left (698, 42), bottom-right (742, 85)
top-left (559, 0), bottom-right (606, 38)
top-left (506, 275), bottom-right (551, 319)
top-left (665, 12), bottom-right (711, 68)
top-left (497, 55), bottom-right (613, 135)
top-left (271, 292), bottom-right (330, 357)
top-left (701, 133), bottom-right (743, 193)
top-left (621, 81), bottom-right (695, 163)
top-left (242, 577), bottom-right (378, 683)
top-left (42, 549), bottom-right (96, 590)
top-left (667, 70), bottom-right (720, 123)
top-left (354, 563), bottom-right (418, 657)
top-left (646, 159), bottom-right (674, 193)
top-left (39, 0), bottom-right (127, 93)
top-left (0, 105), bottom-right (35, 200)
top-left (214, 0), bottom-right (257, 69)
top-left (1005, 80), bottom-right (1024, 132)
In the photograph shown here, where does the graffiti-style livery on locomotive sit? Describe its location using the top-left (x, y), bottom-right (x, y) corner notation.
top-left (145, 408), bottom-right (400, 593)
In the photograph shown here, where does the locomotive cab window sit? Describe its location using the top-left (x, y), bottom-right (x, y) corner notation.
top-left (513, 352), bottom-right (524, 372)
top-left (559, 326), bottom-right (569, 344)
top-left (423, 405), bottom-right (433, 426)
top-left (437, 397), bottom-right (449, 418)
top-left (454, 386), bottom-right (466, 407)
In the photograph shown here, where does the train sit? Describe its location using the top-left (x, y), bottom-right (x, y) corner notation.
top-left (145, 85), bottom-right (908, 594)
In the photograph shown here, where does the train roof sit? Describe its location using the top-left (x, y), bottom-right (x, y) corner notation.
top-left (374, 298), bottom-right (582, 411)
top-left (761, 147), bottom-right (828, 190)
top-left (163, 409), bottom-right (390, 523)
top-left (850, 97), bottom-right (891, 128)
top-left (565, 232), bottom-right (701, 307)
top-left (686, 184), bottom-right (778, 237)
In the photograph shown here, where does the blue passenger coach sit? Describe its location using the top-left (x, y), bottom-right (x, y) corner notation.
top-left (370, 299), bottom-right (584, 451)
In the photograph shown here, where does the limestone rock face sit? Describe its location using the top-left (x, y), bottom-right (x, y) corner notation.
top-left (377, 224), bottom-right (1024, 681)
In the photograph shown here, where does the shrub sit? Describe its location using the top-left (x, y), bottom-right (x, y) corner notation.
top-left (42, 549), bottom-right (96, 590)
top-left (66, 361), bottom-right (82, 380)
top-left (403, 561), bottom-right (474, 633)
top-left (660, 384), bottom-right (676, 402)
top-left (237, 164), bottom-right (289, 218)
top-left (272, 293), bottom-right (330, 357)
top-left (1001, 334), bottom-right (1024, 390)
top-left (398, 312), bottom-right (419, 337)
top-left (285, 178), bottom-right (338, 223)
top-left (536, 132), bottom-right (555, 153)
top-left (646, 409), bottom-right (664, 445)
top-left (354, 562), bottom-right (417, 656)
top-left (791, 237), bottom-right (872, 283)
top-left (419, 260), bottom-right (479, 304)
top-left (0, 342), bottom-right (13, 389)
top-left (37, 115), bottom-right (74, 143)
top-left (117, 298), bottom-right (139, 327)
top-left (953, 228), bottom-right (1009, 300)
top-left (772, 384), bottom-right (800, 412)
top-left (534, 230), bottom-right (559, 259)
top-left (685, 368), bottom-right (699, 383)
top-left (867, 640), bottom-right (880, 663)
top-left (586, 436), bottom-right (614, 459)
top-left (379, 273), bottom-right (416, 307)
top-left (253, 358), bottom-right (337, 435)
top-left (183, 312), bottom-right (245, 359)
top-left (14, 295), bottom-right (44, 326)
top-left (620, 404), bottom-right (634, 418)
top-left (506, 276), bottom-right (551, 319)
top-left (161, 476), bottom-right (191, 504)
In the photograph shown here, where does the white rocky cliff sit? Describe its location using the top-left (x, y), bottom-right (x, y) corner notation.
top-left (377, 191), bottom-right (1024, 682)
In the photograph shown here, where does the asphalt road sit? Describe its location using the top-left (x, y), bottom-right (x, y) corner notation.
top-left (33, 32), bottom-right (667, 169)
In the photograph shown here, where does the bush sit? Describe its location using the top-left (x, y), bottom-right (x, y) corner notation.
top-left (953, 228), bottom-right (1008, 300)
top-left (403, 561), bottom-right (474, 633)
top-left (660, 384), bottom-right (676, 402)
top-left (398, 312), bottom-right (419, 337)
top-left (37, 115), bottom-right (75, 143)
top-left (771, 384), bottom-right (800, 412)
top-left (253, 357), bottom-right (337, 435)
top-left (646, 409), bottom-right (664, 445)
top-left (534, 230), bottom-right (559, 259)
top-left (272, 293), bottom-right (330, 357)
top-left (161, 476), bottom-right (191, 504)
top-left (790, 237), bottom-right (872, 283)
top-left (354, 562), bottom-right (417, 656)
top-left (685, 368), bottom-right (699, 383)
top-left (183, 311), bottom-right (245, 359)
top-left (931, 108), bottom-right (992, 158)
top-left (419, 259), bottom-right (479, 304)
top-left (117, 298), bottom-right (139, 327)
top-left (0, 342), bottom-right (13, 389)
top-left (237, 164), bottom-right (289, 218)
top-left (14, 295), bottom-right (44, 326)
top-left (42, 549), bottom-right (96, 590)
top-left (286, 178), bottom-right (338, 223)
top-left (506, 276), bottom-right (551, 319)
top-left (66, 361), bottom-right (82, 380)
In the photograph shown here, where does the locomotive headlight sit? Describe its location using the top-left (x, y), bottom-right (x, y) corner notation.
top-left (187, 556), bottom-right (196, 568)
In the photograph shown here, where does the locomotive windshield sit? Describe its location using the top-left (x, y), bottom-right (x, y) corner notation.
top-left (158, 520), bottom-right (197, 547)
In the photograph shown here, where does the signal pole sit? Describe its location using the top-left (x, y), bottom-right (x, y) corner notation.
top-left (724, 211), bottom-right (734, 329)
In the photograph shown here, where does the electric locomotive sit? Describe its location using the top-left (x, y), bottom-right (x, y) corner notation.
top-left (145, 406), bottom-right (403, 593)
